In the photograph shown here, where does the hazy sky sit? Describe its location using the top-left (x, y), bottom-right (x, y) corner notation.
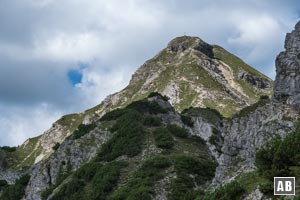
top-left (0, 0), bottom-right (299, 146)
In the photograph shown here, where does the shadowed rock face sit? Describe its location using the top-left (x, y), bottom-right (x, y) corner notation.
top-left (274, 21), bottom-right (300, 109)
top-left (238, 70), bottom-right (272, 89)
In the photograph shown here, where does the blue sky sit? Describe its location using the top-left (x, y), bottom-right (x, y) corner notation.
top-left (0, 0), bottom-right (299, 146)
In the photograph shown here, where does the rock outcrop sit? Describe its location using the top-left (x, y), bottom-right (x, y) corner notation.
top-left (212, 101), bottom-right (296, 186)
top-left (274, 21), bottom-right (300, 109)
top-left (23, 124), bottom-right (111, 200)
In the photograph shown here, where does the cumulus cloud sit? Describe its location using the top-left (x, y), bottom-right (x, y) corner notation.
top-left (228, 14), bottom-right (286, 75)
top-left (0, 0), bottom-right (299, 146)
top-left (0, 103), bottom-right (62, 146)
top-left (33, 32), bottom-right (102, 61)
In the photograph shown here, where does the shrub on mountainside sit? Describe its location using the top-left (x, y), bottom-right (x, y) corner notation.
top-left (255, 124), bottom-right (300, 195)
top-left (100, 108), bottom-right (132, 121)
top-left (148, 92), bottom-right (170, 101)
top-left (0, 150), bottom-right (8, 169)
top-left (108, 156), bottom-right (171, 200)
top-left (235, 95), bottom-right (269, 119)
top-left (153, 127), bottom-right (174, 149)
top-left (143, 115), bottom-right (162, 127)
top-left (173, 155), bottom-right (217, 181)
top-left (167, 124), bottom-right (189, 138)
top-left (169, 155), bottom-right (217, 200)
top-left (180, 115), bottom-right (194, 127)
top-left (0, 174), bottom-right (30, 200)
top-left (169, 174), bottom-right (199, 200)
top-left (127, 100), bottom-right (169, 114)
top-left (74, 123), bottom-right (97, 139)
top-left (0, 180), bottom-right (8, 190)
top-left (256, 128), bottom-right (300, 178)
top-left (98, 110), bottom-right (145, 161)
top-left (197, 181), bottom-right (245, 200)
top-left (52, 143), bottom-right (60, 151)
top-left (0, 146), bottom-right (17, 152)
top-left (182, 107), bottom-right (223, 124)
top-left (48, 161), bottom-right (126, 200)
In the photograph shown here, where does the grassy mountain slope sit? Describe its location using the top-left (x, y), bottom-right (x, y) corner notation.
top-left (1, 36), bottom-right (273, 171)
top-left (13, 94), bottom-right (218, 200)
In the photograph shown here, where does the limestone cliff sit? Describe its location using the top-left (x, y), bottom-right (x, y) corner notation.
top-left (274, 21), bottom-right (300, 109)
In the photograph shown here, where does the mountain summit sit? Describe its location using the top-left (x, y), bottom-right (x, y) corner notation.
top-left (0, 33), bottom-right (285, 200)
top-left (21, 36), bottom-right (272, 169)
top-left (0, 36), bottom-right (273, 174)
top-left (107, 36), bottom-right (272, 117)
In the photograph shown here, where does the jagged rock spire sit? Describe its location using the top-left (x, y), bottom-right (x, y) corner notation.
top-left (273, 21), bottom-right (300, 109)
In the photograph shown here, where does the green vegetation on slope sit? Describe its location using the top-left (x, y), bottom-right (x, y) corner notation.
top-left (233, 95), bottom-right (270, 119)
top-left (48, 38), bottom-right (272, 157)
top-left (127, 99), bottom-right (169, 114)
top-left (212, 45), bottom-right (269, 80)
top-left (74, 123), bottom-right (97, 139)
top-left (167, 124), bottom-right (189, 138)
top-left (255, 123), bottom-right (300, 196)
top-left (153, 127), bottom-right (174, 149)
top-left (169, 155), bottom-right (217, 200)
top-left (97, 109), bottom-right (145, 161)
top-left (0, 174), bottom-right (30, 200)
top-left (143, 115), bottom-right (162, 127)
top-left (57, 113), bottom-right (85, 133)
top-left (182, 107), bottom-right (224, 124)
top-left (49, 161), bottom-right (126, 200)
top-left (213, 45), bottom-right (272, 102)
top-left (109, 156), bottom-right (172, 200)
top-left (197, 180), bottom-right (245, 200)
top-left (40, 95), bottom-right (218, 200)
top-left (5, 136), bottom-right (42, 169)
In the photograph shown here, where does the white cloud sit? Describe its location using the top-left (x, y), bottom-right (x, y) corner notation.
top-left (227, 13), bottom-right (288, 76)
top-left (75, 64), bottom-right (131, 107)
top-left (229, 15), bottom-right (282, 45)
top-left (0, 103), bottom-right (62, 146)
top-left (33, 32), bottom-right (102, 62)
top-left (25, 0), bottom-right (55, 8)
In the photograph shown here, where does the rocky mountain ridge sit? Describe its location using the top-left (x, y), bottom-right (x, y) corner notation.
top-left (0, 35), bottom-right (273, 171)
top-left (2, 20), bottom-right (300, 200)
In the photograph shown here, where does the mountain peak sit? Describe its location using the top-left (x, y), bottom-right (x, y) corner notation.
top-left (123, 35), bottom-right (272, 117)
top-left (167, 36), bottom-right (214, 57)
top-left (0, 34), bottom-right (273, 175)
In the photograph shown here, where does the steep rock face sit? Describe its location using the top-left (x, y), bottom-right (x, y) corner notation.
top-left (238, 70), bottom-right (272, 90)
top-left (187, 99), bottom-right (297, 187)
top-left (34, 124), bottom-right (71, 164)
top-left (212, 101), bottom-right (296, 186)
top-left (23, 125), bottom-right (111, 200)
top-left (0, 170), bottom-right (24, 185)
top-left (274, 21), bottom-right (300, 109)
